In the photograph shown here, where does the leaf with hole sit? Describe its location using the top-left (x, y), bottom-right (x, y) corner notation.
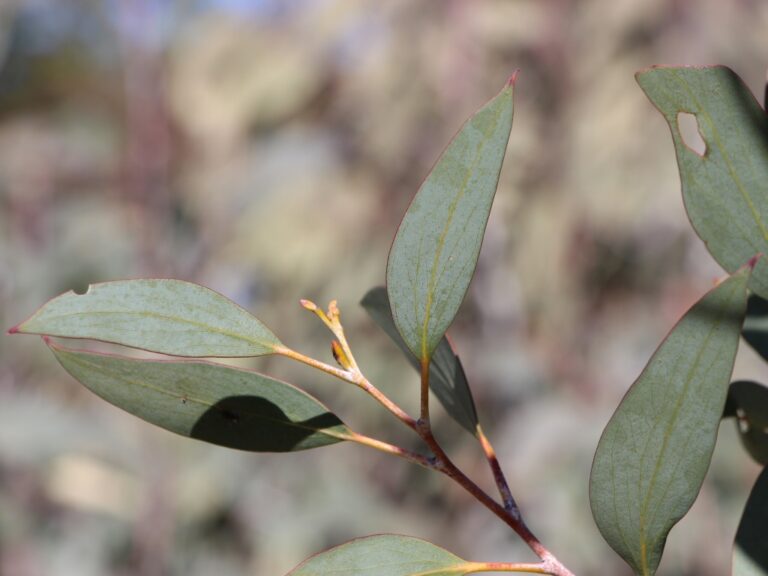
top-left (725, 381), bottom-right (768, 465)
top-left (361, 286), bottom-right (478, 434)
top-left (386, 76), bottom-right (515, 362)
top-left (590, 265), bottom-right (751, 576)
top-left (286, 534), bottom-right (476, 576)
top-left (733, 466), bottom-right (768, 576)
top-left (11, 279), bottom-right (281, 357)
top-left (49, 343), bottom-right (349, 452)
top-left (637, 66), bottom-right (768, 298)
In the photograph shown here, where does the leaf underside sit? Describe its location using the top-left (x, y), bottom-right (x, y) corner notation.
top-left (50, 344), bottom-right (349, 452)
top-left (286, 534), bottom-right (471, 576)
top-left (733, 466), bottom-right (768, 576)
top-left (590, 267), bottom-right (750, 576)
top-left (14, 279), bottom-right (281, 357)
top-left (361, 287), bottom-right (478, 434)
top-left (637, 66), bottom-right (768, 298)
top-left (387, 78), bottom-right (515, 361)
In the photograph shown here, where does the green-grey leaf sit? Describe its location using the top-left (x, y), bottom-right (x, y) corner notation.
top-left (590, 267), bottom-right (751, 576)
top-left (361, 287), bottom-right (478, 434)
top-left (725, 381), bottom-right (768, 465)
top-left (386, 77), bottom-right (515, 361)
top-left (13, 279), bottom-right (281, 357)
top-left (287, 534), bottom-right (473, 576)
top-left (743, 294), bottom-right (768, 362)
top-left (636, 66), bottom-right (768, 298)
top-left (50, 344), bottom-right (349, 452)
top-left (734, 466), bottom-right (768, 576)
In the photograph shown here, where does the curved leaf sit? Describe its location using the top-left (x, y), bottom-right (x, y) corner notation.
top-left (361, 287), bottom-right (478, 434)
top-left (636, 66), bottom-right (768, 298)
top-left (12, 279), bottom-right (281, 357)
top-left (734, 466), bottom-right (768, 576)
top-left (287, 534), bottom-right (473, 576)
top-left (743, 294), bottom-right (768, 362)
top-left (725, 381), bottom-right (768, 465)
top-left (590, 266), bottom-right (751, 576)
top-left (386, 76), bottom-right (515, 361)
top-left (49, 343), bottom-right (349, 452)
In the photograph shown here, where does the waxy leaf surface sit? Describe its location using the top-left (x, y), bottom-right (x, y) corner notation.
top-left (590, 268), bottom-right (750, 576)
top-left (361, 287), bottom-right (478, 434)
top-left (14, 279), bottom-right (281, 357)
top-left (637, 66), bottom-right (768, 298)
top-left (734, 466), bottom-right (768, 576)
top-left (50, 344), bottom-right (349, 451)
top-left (287, 534), bottom-right (472, 576)
top-left (387, 78), bottom-right (515, 361)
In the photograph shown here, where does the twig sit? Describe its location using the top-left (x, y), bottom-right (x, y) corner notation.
top-left (281, 299), bottom-right (577, 576)
top-left (476, 424), bottom-right (520, 517)
top-left (273, 344), bottom-right (418, 432)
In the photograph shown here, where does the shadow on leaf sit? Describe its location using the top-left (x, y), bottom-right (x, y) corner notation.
top-left (191, 396), bottom-right (345, 452)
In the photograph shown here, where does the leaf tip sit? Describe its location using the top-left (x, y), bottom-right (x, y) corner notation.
top-left (748, 253), bottom-right (763, 270)
top-left (506, 70), bottom-right (520, 88)
top-left (7, 324), bottom-right (19, 335)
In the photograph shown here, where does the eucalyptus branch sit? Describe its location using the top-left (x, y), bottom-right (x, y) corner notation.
top-left (273, 343), bottom-right (418, 431)
top-left (345, 431), bottom-right (435, 469)
top-left (282, 301), bottom-right (574, 575)
top-left (476, 424), bottom-right (520, 516)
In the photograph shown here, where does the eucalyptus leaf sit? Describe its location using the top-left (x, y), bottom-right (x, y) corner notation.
top-left (637, 66), bottom-right (768, 298)
top-left (734, 466), bottom-right (768, 576)
top-left (387, 76), bottom-right (515, 361)
top-left (12, 279), bottom-right (281, 357)
top-left (590, 267), bottom-right (751, 576)
top-left (361, 287), bottom-right (478, 434)
top-left (725, 381), bottom-right (768, 465)
top-left (743, 294), bottom-right (768, 362)
top-left (287, 534), bottom-right (473, 576)
top-left (50, 344), bottom-right (350, 452)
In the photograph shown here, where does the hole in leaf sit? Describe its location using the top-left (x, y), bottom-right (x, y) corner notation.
top-left (677, 112), bottom-right (707, 156)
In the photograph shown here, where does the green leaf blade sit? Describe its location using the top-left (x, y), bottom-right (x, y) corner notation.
top-left (286, 534), bottom-right (471, 576)
top-left (636, 66), bottom-right (768, 298)
top-left (50, 344), bottom-right (349, 452)
top-left (734, 466), bottom-right (768, 576)
top-left (590, 267), bottom-right (751, 576)
top-left (361, 286), bottom-right (478, 434)
top-left (387, 77), bottom-right (515, 361)
top-left (13, 279), bottom-right (282, 357)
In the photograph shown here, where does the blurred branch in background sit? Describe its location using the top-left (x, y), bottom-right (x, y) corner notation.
top-left (2, 1), bottom-right (768, 575)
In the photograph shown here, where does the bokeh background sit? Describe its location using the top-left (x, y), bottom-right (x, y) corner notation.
top-left (1, 1), bottom-right (767, 575)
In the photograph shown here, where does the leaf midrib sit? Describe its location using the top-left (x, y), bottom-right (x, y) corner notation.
top-left (420, 99), bottom-right (506, 361)
top-left (59, 351), bottom-right (349, 442)
top-left (636, 279), bottom-right (737, 575)
top-left (27, 309), bottom-right (276, 351)
top-left (673, 70), bottom-right (768, 244)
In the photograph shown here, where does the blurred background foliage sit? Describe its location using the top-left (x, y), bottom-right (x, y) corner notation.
top-left (1, 1), bottom-right (767, 575)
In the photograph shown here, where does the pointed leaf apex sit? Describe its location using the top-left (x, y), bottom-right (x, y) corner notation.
top-left (748, 253), bottom-right (763, 270)
top-left (506, 70), bottom-right (520, 88)
top-left (7, 325), bottom-right (19, 335)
